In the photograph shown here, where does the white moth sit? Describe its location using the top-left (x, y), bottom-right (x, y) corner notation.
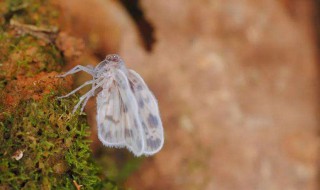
top-left (57, 54), bottom-right (164, 156)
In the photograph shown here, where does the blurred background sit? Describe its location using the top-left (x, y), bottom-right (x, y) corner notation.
top-left (58, 0), bottom-right (320, 189)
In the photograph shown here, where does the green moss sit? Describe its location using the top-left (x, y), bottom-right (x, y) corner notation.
top-left (0, 0), bottom-right (120, 189)
top-left (0, 93), bottom-right (118, 189)
top-left (4, 0), bottom-right (59, 26)
top-left (0, 33), bottom-right (63, 80)
top-left (0, 0), bottom-right (63, 81)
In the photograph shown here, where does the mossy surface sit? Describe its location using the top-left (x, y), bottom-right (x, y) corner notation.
top-left (0, 0), bottom-right (119, 189)
top-left (0, 93), bottom-right (114, 189)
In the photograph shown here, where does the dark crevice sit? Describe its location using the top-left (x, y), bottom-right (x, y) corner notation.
top-left (316, 0), bottom-right (320, 50)
top-left (119, 0), bottom-right (155, 52)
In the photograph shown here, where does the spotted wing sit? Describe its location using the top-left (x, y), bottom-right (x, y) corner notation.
top-left (114, 69), bottom-right (145, 156)
top-left (127, 70), bottom-right (164, 155)
top-left (97, 79), bottom-right (126, 148)
top-left (97, 70), bottom-right (145, 156)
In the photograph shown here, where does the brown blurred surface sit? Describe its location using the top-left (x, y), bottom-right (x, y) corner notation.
top-left (58, 0), bottom-right (319, 189)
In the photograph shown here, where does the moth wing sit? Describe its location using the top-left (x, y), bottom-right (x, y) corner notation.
top-left (97, 71), bottom-right (145, 156)
top-left (114, 69), bottom-right (145, 156)
top-left (128, 70), bottom-right (164, 155)
top-left (97, 79), bottom-right (126, 148)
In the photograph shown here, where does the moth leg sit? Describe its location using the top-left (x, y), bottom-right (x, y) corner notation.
top-left (72, 79), bottom-right (107, 113)
top-left (57, 65), bottom-right (95, 78)
top-left (77, 87), bottom-right (99, 113)
top-left (72, 92), bottom-right (92, 113)
top-left (58, 80), bottom-right (94, 99)
top-left (79, 94), bottom-right (91, 113)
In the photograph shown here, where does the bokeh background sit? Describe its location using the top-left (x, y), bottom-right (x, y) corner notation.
top-left (58, 0), bottom-right (319, 189)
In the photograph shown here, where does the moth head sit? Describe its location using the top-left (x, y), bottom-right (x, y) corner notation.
top-left (95, 54), bottom-right (125, 76)
top-left (105, 54), bottom-right (126, 69)
top-left (105, 54), bottom-right (122, 63)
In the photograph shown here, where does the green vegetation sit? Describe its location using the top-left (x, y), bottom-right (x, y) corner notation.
top-left (0, 93), bottom-right (116, 189)
top-left (0, 0), bottom-right (121, 189)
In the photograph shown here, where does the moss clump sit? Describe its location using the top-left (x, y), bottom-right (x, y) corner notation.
top-left (0, 0), bottom-right (62, 85)
top-left (0, 92), bottom-right (110, 189)
top-left (0, 34), bottom-right (63, 81)
top-left (0, 0), bottom-right (118, 189)
top-left (4, 0), bottom-right (59, 27)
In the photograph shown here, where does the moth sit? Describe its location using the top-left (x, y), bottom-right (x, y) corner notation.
top-left (57, 54), bottom-right (164, 156)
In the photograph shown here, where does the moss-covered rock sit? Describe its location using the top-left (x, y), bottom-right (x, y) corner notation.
top-left (0, 91), bottom-right (109, 189)
top-left (0, 0), bottom-right (118, 189)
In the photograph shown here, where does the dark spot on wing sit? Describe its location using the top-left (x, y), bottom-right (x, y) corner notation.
top-left (125, 129), bottom-right (133, 137)
top-left (105, 132), bottom-right (112, 139)
top-left (138, 98), bottom-right (144, 108)
top-left (133, 118), bottom-right (140, 129)
top-left (137, 85), bottom-right (143, 91)
top-left (142, 121), bottom-right (147, 129)
top-left (105, 115), bottom-right (119, 123)
top-left (144, 97), bottom-right (150, 103)
top-left (120, 80), bottom-right (127, 89)
top-left (147, 114), bottom-right (158, 128)
top-left (146, 138), bottom-right (161, 148)
top-left (129, 81), bottom-right (135, 92)
top-left (123, 104), bottom-right (128, 113)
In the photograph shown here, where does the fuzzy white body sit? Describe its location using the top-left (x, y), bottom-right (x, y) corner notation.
top-left (58, 54), bottom-right (164, 156)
